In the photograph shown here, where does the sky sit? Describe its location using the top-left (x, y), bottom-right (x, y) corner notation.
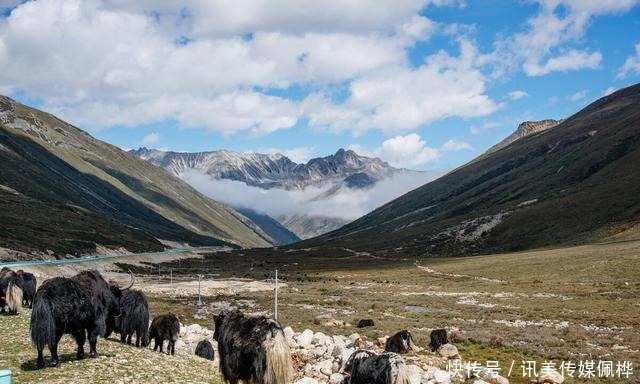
top-left (1, 0), bottom-right (639, 171)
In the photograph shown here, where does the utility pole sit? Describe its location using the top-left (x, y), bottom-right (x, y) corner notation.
top-left (197, 274), bottom-right (203, 306)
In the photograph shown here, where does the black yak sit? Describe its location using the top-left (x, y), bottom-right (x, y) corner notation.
top-left (17, 270), bottom-right (37, 308)
top-left (214, 309), bottom-right (292, 384)
top-left (149, 313), bottom-right (180, 355)
top-left (73, 270), bottom-right (133, 338)
top-left (342, 350), bottom-right (410, 384)
top-left (30, 277), bottom-right (99, 368)
top-left (356, 319), bottom-right (375, 328)
top-left (385, 330), bottom-right (419, 354)
top-left (429, 329), bottom-right (448, 352)
top-left (114, 290), bottom-right (149, 347)
top-left (0, 268), bottom-right (23, 315)
top-left (195, 339), bottom-right (215, 361)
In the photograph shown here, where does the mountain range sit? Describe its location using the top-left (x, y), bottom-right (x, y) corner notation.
top-left (0, 95), bottom-right (273, 258)
top-left (303, 84), bottom-right (640, 256)
top-left (131, 147), bottom-right (408, 239)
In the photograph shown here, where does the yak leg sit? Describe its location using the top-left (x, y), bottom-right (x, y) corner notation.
top-left (155, 338), bottom-right (163, 352)
top-left (126, 333), bottom-right (133, 345)
top-left (120, 332), bottom-right (127, 344)
top-left (36, 345), bottom-right (46, 369)
top-left (73, 330), bottom-right (86, 360)
top-left (168, 340), bottom-right (175, 355)
top-left (50, 332), bottom-right (62, 367)
top-left (88, 326), bottom-right (100, 358)
top-left (134, 330), bottom-right (141, 348)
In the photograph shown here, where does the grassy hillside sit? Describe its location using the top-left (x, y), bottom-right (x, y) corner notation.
top-left (0, 309), bottom-right (219, 384)
top-left (0, 96), bottom-right (270, 257)
top-left (304, 83), bottom-right (640, 257)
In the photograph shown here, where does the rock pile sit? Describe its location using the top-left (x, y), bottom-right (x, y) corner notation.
top-left (173, 322), bottom-right (511, 384)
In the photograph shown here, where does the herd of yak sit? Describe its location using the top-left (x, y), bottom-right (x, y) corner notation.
top-left (0, 267), bottom-right (450, 384)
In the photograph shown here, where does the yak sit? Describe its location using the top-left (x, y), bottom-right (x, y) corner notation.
top-left (149, 313), bottom-right (180, 355)
top-left (17, 270), bottom-right (37, 308)
top-left (385, 330), bottom-right (419, 354)
top-left (214, 309), bottom-right (292, 384)
top-left (356, 319), bottom-right (375, 328)
top-left (195, 339), bottom-right (215, 361)
top-left (114, 289), bottom-right (149, 347)
top-left (30, 277), bottom-right (99, 368)
top-left (29, 270), bottom-right (134, 368)
top-left (0, 268), bottom-right (23, 315)
top-left (429, 329), bottom-right (448, 352)
top-left (342, 350), bottom-right (410, 384)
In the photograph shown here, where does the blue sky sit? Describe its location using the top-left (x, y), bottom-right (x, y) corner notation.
top-left (1, 0), bottom-right (639, 171)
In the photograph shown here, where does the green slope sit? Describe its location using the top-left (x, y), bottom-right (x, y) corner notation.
top-left (0, 96), bottom-right (270, 257)
top-left (305, 83), bottom-right (640, 257)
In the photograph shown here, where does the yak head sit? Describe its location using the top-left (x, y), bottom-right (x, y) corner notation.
top-left (213, 310), bottom-right (227, 341)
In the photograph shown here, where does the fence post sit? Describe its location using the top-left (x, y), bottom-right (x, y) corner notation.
top-left (274, 269), bottom-right (278, 320)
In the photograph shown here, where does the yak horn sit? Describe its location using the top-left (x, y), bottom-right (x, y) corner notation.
top-left (121, 269), bottom-right (135, 291)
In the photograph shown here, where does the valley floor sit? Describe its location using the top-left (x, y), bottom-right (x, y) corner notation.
top-left (1, 240), bottom-right (638, 383)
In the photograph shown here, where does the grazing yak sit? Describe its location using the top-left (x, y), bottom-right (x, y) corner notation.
top-left (195, 339), bottom-right (215, 361)
top-left (342, 350), bottom-right (410, 384)
top-left (114, 290), bottom-right (149, 347)
top-left (149, 313), bottom-right (180, 355)
top-left (214, 309), bottom-right (292, 384)
top-left (30, 270), bottom-right (134, 368)
top-left (17, 270), bottom-right (37, 308)
top-left (429, 329), bottom-right (448, 352)
top-left (356, 319), bottom-right (375, 328)
top-left (385, 330), bottom-right (419, 354)
top-left (0, 267), bottom-right (23, 315)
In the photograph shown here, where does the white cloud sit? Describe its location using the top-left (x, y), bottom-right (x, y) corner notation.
top-left (0, 0), bottom-right (499, 137)
top-left (602, 86), bottom-right (617, 96)
top-left (502, 0), bottom-right (639, 77)
top-left (617, 42), bottom-right (640, 79)
top-left (349, 134), bottom-right (471, 168)
top-left (304, 40), bottom-right (499, 135)
top-left (141, 132), bottom-right (160, 145)
top-left (442, 139), bottom-right (472, 151)
top-left (180, 169), bottom-right (440, 221)
top-left (568, 90), bottom-right (587, 101)
top-left (257, 146), bottom-right (315, 164)
top-left (506, 90), bottom-right (529, 100)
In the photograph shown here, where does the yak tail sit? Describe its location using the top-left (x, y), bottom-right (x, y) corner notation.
top-left (6, 282), bottom-right (22, 314)
top-left (30, 293), bottom-right (55, 351)
top-left (394, 361), bottom-right (411, 384)
top-left (264, 329), bottom-right (292, 384)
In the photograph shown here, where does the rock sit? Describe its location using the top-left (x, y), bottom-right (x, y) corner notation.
top-left (175, 340), bottom-right (186, 350)
top-left (406, 365), bottom-right (423, 384)
top-left (473, 381), bottom-right (491, 384)
top-left (329, 373), bottom-right (344, 384)
top-left (313, 332), bottom-right (327, 345)
top-left (186, 323), bottom-right (202, 334)
top-left (332, 335), bottom-right (346, 347)
top-left (484, 375), bottom-right (509, 384)
top-left (332, 361), bottom-right (341, 373)
top-left (298, 329), bottom-right (314, 348)
top-left (295, 379), bottom-right (318, 384)
top-left (348, 333), bottom-right (361, 344)
top-left (313, 345), bottom-right (327, 358)
top-left (377, 336), bottom-right (389, 347)
top-left (433, 369), bottom-right (451, 384)
top-left (283, 326), bottom-right (295, 340)
top-left (538, 371), bottom-right (564, 383)
top-left (438, 343), bottom-right (459, 359)
top-left (332, 344), bottom-right (345, 358)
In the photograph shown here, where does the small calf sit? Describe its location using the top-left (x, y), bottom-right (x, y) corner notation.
top-left (429, 329), bottom-right (448, 352)
top-left (149, 313), bottom-right (180, 355)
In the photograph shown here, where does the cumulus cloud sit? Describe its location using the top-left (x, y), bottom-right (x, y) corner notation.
top-left (617, 42), bottom-right (640, 79)
top-left (500, 0), bottom-right (638, 77)
top-left (141, 132), bottom-right (160, 145)
top-left (349, 134), bottom-right (471, 168)
top-left (304, 40), bottom-right (500, 135)
top-left (0, 0), bottom-right (499, 136)
top-left (180, 169), bottom-right (440, 221)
